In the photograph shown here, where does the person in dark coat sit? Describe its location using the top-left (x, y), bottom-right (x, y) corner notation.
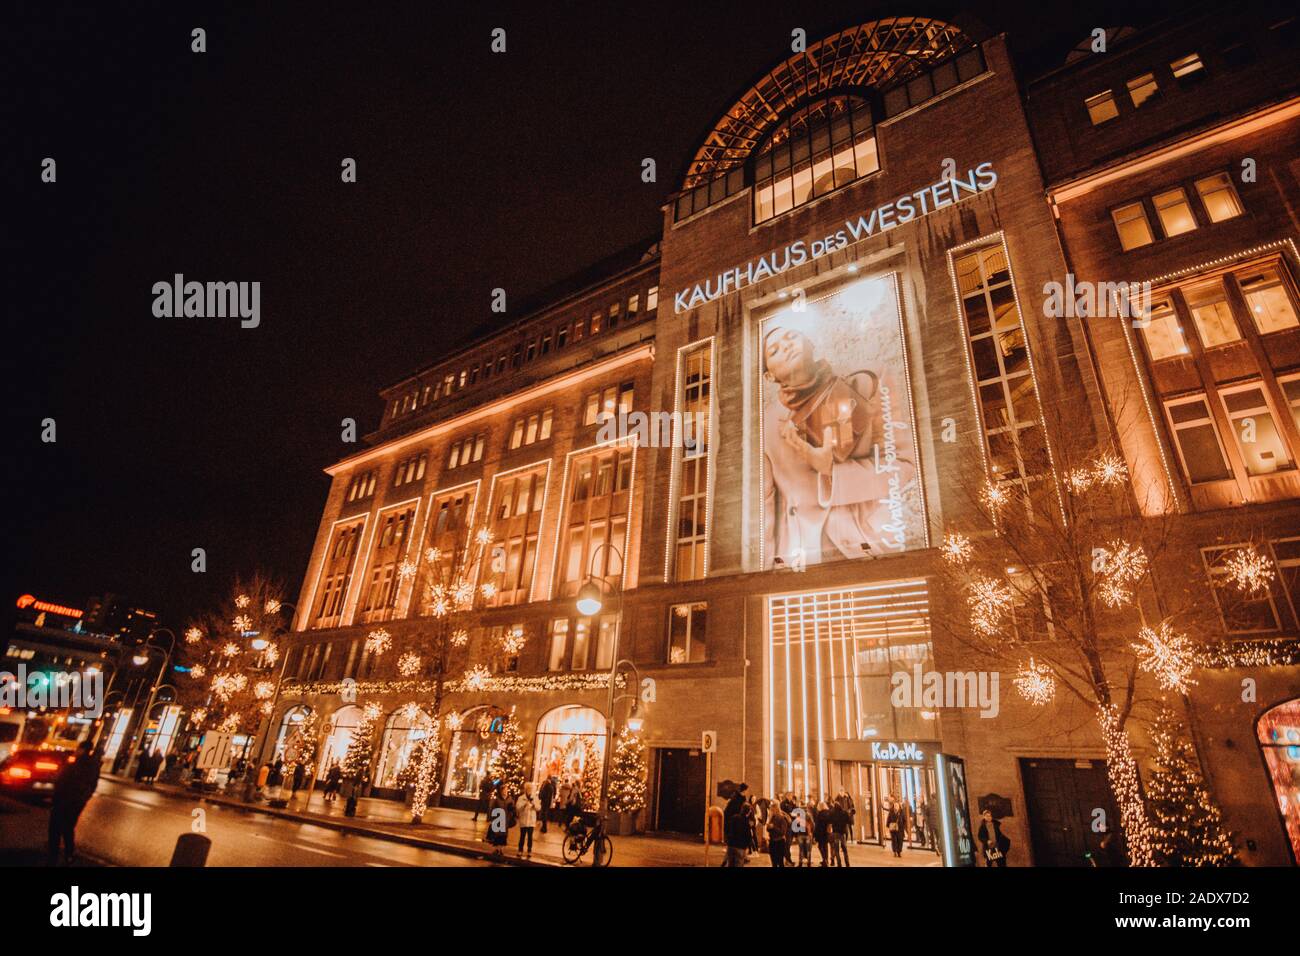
top-left (978, 809), bottom-right (1011, 867)
top-left (813, 801), bottom-right (834, 866)
top-left (538, 775), bottom-right (556, 834)
top-left (722, 800), bottom-right (751, 867)
top-left (830, 799), bottom-right (852, 866)
top-left (485, 784), bottom-right (512, 856)
top-left (48, 741), bottom-right (101, 865)
top-left (323, 762), bottom-right (342, 802)
top-left (266, 758), bottom-right (284, 790)
top-left (291, 762), bottom-right (305, 794)
top-left (885, 798), bottom-right (908, 858)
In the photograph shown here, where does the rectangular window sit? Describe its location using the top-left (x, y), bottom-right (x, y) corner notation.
top-left (1153, 187), bottom-right (1197, 238)
top-left (1184, 279), bottom-right (1240, 346)
top-left (557, 327), bottom-right (568, 349)
top-left (1194, 173), bottom-right (1243, 223)
top-left (484, 465), bottom-right (547, 607)
top-left (547, 620), bottom-right (568, 671)
top-left (668, 602), bottom-right (708, 663)
top-left (1239, 265), bottom-right (1299, 334)
top-left (1221, 383), bottom-right (1293, 476)
top-left (557, 447), bottom-right (634, 597)
top-left (541, 332), bottom-right (552, 354)
top-left (673, 343), bottom-right (712, 581)
top-left (1126, 72), bottom-right (1159, 108)
top-left (1165, 395), bottom-right (1232, 484)
top-left (1112, 202), bottom-right (1154, 251)
top-left (1138, 296), bottom-right (1189, 359)
top-left (646, 287), bottom-right (659, 311)
top-left (1170, 52), bottom-right (1206, 82)
top-left (570, 619), bottom-right (590, 670)
top-left (1085, 90), bottom-right (1119, 125)
top-left (1279, 375), bottom-right (1300, 434)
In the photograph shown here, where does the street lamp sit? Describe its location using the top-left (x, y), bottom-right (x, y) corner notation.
top-left (123, 628), bottom-right (177, 776)
top-left (244, 601), bottom-right (295, 801)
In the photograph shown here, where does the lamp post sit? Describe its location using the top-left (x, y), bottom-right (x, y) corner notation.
top-left (573, 542), bottom-right (635, 866)
top-left (123, 629), bottom-right (177, 777)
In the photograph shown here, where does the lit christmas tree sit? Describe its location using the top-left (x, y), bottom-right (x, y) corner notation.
top-left (395, 740), bottom-right (426, 791)
top-left (341, 706), bottom-right (378, 782)
top-left (607, 728), bottom-right (647, 814)
top-left (579, 735), bottom-right (603, 810)
top-left (281, 712), bottom-right (317, 773)
top-left (1146, 707), bottom-right (1237, 867)
top-left (487, 711), bottom-right (527, 801)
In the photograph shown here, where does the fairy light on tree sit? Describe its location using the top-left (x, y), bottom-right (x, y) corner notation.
top-left (1223, 545), bottom-right (1275, 596)
top-left (222, 642), bottom-right (242, 658)
top-left (184, 627), bottom-right (203, 644)
top-left (365, 628), bottom-right (392, 655)
top-left (1098, 705), bottom-right (1153, 867)
top-left (968, 577), bottom-right (1013, 636)
top-left (463, 665), bottom-right (490, 692)
top-left (487, 710), bottom-right (527, 801)
top-left (1132, 622), bottom-right (1197, 693)
top-left (398, 652), bottom-right (422, 676)
top-left (608, 727), bottom-right (648, 814)
top-left (232, 614), bottom-right (253, 633)
top-left (1013, 658), bottom-right (1055, 705)
top-left (941, 532), bottom-right (973, 565)
top-left (234, 594), bottom-right (251, 609)
top-left (254, 680), bottom-right (276, 700)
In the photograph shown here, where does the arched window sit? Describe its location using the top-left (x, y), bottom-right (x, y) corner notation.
top-left (274, 705), bottom-right (313, 760)
top-left (532, 705), bottom-right (606, 786)
top-left (317, 705), bottom-right (361, 780)
top-left (1257, 697), bottom-right (1300, 862)
top-left (752, 95), bottom-right (878, 224)
top-left (375, 706), bottom-right (434, 789)
top-left (443, 705), bottom-right (504, 799)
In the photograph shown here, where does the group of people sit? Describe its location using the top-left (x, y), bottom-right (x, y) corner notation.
top-left (473, 774), bottom-right (587, 858)
top-left (720, 784), bottom-right (947, 867)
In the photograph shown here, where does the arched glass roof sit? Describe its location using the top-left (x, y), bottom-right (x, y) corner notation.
top-left (681, 17), bottom-right (976, 190)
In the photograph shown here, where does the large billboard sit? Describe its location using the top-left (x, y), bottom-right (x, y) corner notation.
top-left (760, 273), bottom-right (925, 569)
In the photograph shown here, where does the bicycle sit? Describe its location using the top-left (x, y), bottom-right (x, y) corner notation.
top-left (562, 815), bottom-right (614, 866)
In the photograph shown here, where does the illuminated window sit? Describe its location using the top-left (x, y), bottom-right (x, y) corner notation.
top-left (607, 302), bottom-right (620, 329)
top-left (1153, 187), bottom-right (1197, 237)
top-left (315, 524), bottom-right (363, 627)
top-left (1085, 90), bottom-right (1119, 125)
top-left (483, 466), bottom-right (547, 607)
top-left (1279, 376), bottom-right (1300, 434)
top-left (446, 433), bottom-right (486, 469)
top-left (583, 383), bottom-right (634, 426)
top-left (1170, 52), bottom-right (1206, 83)
top-left (1112, 202), bottom-right (1154, 251)
top-left (346, 470), bottom-right (377, 502)
top-left (753, 96), bottom-right (877, 224)
top-left (954, 244), bottom-right (1047, 490)
top-left (1164, 395), bottom-right (1232, 484)
top-left (508, 410), bottom-right (552, 449)
top-left (1239, 266), bottom-right (1299, 334)
top-left (556, 326), bottom-right (568, 349)
top-left (626, 294), bottom-right (639, 319)
top-left (1126, 72), bottom-right (1159, 108)
top-left (673, 343), bottom-right (711, 581)
top-left (646, 287), bottom-right (658, 311)
top-left (1138, 296), bottom-right (1189, 360)
top-left (1194, 173), bottom-right (1243, 223)
top-left (393, 454), bottom-right (427, 487)
top-left (558, 447), bottom-right (632, 598)
top-left (590, 311), bottom-right (601, 335)
top-left (362, 507), bottom-right (415, 622)
top-left (1184, 279), bottom-right (1240, 346)
top-left (1220, 383), bottom-right (1293, 476)
top-left (668, 603), bottom-right (707, 663)
top-left (541, 332), bottom-right (552, 355)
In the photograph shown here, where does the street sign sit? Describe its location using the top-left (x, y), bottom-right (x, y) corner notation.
top-left (701, 730), bottom-right (717, 753)
top-left (196, 732), bottom-right (233, 770)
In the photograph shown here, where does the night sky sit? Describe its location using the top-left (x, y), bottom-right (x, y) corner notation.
top-left (8, 1), bottom-right (1168, 628)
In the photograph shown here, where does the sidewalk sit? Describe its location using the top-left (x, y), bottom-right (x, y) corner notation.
top-left (111, 775), bottom-right (941, 867)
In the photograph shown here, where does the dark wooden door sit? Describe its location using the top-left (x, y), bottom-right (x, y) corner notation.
top-left (1020, 758), bottom-right (1124, 867)
top-left (654, 748), bottom-right (705, 835)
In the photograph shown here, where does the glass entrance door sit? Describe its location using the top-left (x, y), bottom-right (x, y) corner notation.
top-left (828, 760), bottom-right (878, 843)
top-left (877, 763), bottom-right (939, 850)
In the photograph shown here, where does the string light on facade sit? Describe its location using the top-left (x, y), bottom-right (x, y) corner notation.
top-left (1133, 621), bottom-right (1198, 693)
top-left (363, 700), bottom-right (383, 723)
top-left (184, 627), bottom-right (203, 644)
top-left (1224, 545), bottom-right (1275, 596)
top-left (941, 532), bottom-right (973, 565)
top-left (366, 628), bottom-right (392, 655)
top-left (1013, 657), bottom-right (1055, 705)
top-left (284, 671), bottom-right (622, 699)
top-left (398, 652), bottom-right (422, 676)
top-left (399, 701), bottom-right (423, 721)
top-left (446, 711), bottom-right (463, 731)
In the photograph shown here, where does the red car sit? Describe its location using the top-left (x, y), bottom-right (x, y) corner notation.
top-left (0, 748), bottom-right (77, 800)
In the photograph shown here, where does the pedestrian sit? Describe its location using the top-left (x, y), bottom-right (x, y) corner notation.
top-left (841, 791), bottom-right (857, 842)
top-left (323, 761), bottom-right (342, 803)
top-left (977, 809), bottom-right (1011, 867)
top-left (486, 784), bottom-right (512, 857)
top-left (925, 797), bottom-right (940, 854)
top-left (830, 798), bottom-right (852, 866)
top-left (563, 782), bottom-right (584, 832)
top-left (48, 741), bottom-right (101, 865)
top-left (793, 800), bottom-right (814, 867)
top-left (766, 802), bottom-right (790, 868)
top-left (516, 781), bottom-right (540, 858)
top-left (474, 775), bottom-right (494, 823)
top-left (886, 798), bottom-right (907, 858)
top-left (813, 801), bottom-right (833, 866)
top-left (538, 775), bottom-right (556, 834)
top-left (722, 798), bottom-right (750, 867)
top-left (291, 762), bottom-right (305, 795)
top-left (266, 758), bottom-right (284, 791)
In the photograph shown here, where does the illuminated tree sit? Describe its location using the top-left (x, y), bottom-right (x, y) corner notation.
top-left (281, 711), bottom-right (317, 774)
top-left (487, 711), bottom-right (527, 801)
top-left (579, 735), bottom-right (603, 811)
top-left (608, 729), bottom-right (647, 814)
top-left (1146, 707), bottom-right (1237, 866)
top-left (341, 704), bottom-right (379, 782)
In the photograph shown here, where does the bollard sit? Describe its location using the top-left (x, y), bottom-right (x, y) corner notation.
top-left (169, 833), bottom-right (211, 867)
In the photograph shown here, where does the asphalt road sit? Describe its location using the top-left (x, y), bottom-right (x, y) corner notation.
top-left (0, 777), bottom-right (489, 867)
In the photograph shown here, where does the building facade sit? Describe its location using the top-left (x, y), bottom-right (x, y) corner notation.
top-left (278, 14), bottom-right (1300, 864)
